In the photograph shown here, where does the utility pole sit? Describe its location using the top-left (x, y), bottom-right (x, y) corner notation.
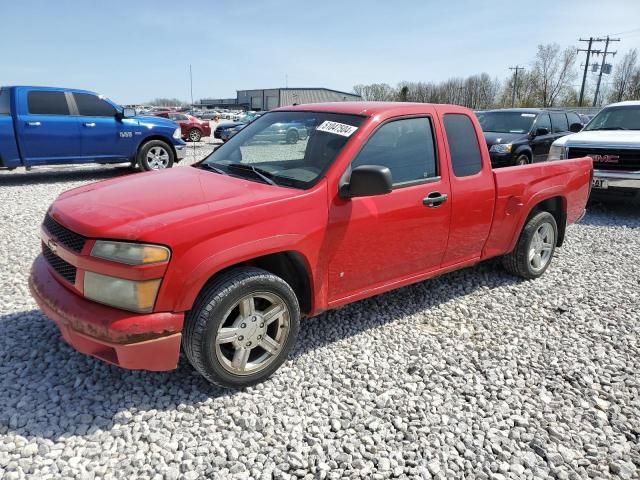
top-left (189, 64), bottom-right (194, 107)
top-left (593, 36), bottom-right (620, 106)
top-left (578, 37), bottom-right (596, 106)
top-left (509, 66), bottom-right (525, 107)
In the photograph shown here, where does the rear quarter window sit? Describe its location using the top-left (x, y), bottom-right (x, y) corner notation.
top-left (550, 112), bottom-right (569, 133)
top-left (443, 114), bottom-right (483, 177)
top-left (0, 88), bottom-right (10, 115)
top-left (27, 91), bottom-right (70, 115)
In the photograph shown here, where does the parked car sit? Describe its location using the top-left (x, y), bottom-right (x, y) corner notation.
top-left (200, 110), bottom-right (221, 120)
top-left (548, 100), bottom-right (640, 198)
top-left (29, 102), bottom-right (592, 388)
top-left (477, 108), bottom-right (583, 167)
top-left (215, 114), bottom-right (308, 144)
top-left (217, 112), bottom-right (264, 142)
top-left (0, 86), bottom-right (186, 171)
top-left (154, 112), bottom-right (211, 142)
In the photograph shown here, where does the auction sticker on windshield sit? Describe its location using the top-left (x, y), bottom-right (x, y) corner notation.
top-left (316, 121), bottom-right (358, 137)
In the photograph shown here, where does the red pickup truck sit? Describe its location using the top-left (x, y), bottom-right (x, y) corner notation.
top-left (30, 102), bottom-right (592, 388)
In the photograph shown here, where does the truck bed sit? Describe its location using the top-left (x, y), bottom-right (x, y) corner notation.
top-left (483, 157), bottom-right (593, 259)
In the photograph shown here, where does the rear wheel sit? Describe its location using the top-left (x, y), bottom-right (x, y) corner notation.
top-left (188, 128), bottom-right (202, 142)
top-left (137, 140), bottom-right (174, 171)
top-left (183, 267), bottom-right (300, 388)
top-left (503, 211), bottom-right (557, 279)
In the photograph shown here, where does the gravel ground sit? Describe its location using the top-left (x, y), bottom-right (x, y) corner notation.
top-left (0, 156), bottom-right (638, 479)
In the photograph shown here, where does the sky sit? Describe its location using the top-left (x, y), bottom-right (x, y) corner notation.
top-left (2, 0), bottom-right (640, 105)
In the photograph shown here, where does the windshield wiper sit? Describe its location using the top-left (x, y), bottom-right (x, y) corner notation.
top-left (197, 163), bottom-right (228, 175)
top-left (226, 163), bottom-right (278, 186)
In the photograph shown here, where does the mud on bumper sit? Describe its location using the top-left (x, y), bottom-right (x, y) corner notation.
top-left (29, 255), bottom-right (183, 371)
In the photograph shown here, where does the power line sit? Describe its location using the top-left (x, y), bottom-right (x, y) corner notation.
top-left (509, 65), bottom-right (525, 107)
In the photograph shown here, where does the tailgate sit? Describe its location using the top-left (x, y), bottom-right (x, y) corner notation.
top-left (483, 158), bottom-right (592, 258)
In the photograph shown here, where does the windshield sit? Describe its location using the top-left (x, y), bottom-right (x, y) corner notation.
top-left (584, 106), bottom-right (640, 131)
top-left (201, 111), bottom-right (365, 189)
top-left (478, 111), bottom-right (536, 134)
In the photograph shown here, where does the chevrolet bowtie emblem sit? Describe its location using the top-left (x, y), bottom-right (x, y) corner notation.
top-left (47, 239), bottom-right (58, 254)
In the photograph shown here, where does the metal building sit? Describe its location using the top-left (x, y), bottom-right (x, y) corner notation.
top-left (236, 88), bottom-right (361, 111)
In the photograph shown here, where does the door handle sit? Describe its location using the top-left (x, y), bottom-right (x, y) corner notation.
top-left (83, 122), bottom-right (96, 127)
top-left (423, 192), bottom-right (448, 208)
top-left (27, 121), bottom-right (41, 127)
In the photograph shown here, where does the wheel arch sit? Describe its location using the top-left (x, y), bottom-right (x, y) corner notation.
top-left (523, 195), bottom-right (567, 246)
top-left (136, 135), bottom-right (177, 161)
top-left (185, 250), bottom-right (314, 316)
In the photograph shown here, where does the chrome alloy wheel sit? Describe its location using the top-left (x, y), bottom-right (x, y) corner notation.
top-left (214, 292), bottom-right (290, 376)
top-left (146, 146), bottom-right (170, 169)
top-left (529, 222), bottom-right (555, 272)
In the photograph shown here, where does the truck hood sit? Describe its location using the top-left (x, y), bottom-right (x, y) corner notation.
top-left (50, 167), bottom-right (298, 240)
top-left (554, 129), bottom-right (640, 147)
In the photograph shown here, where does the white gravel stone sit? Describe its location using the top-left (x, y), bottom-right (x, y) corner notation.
top-left (0, 161), bottom-right (639, 478)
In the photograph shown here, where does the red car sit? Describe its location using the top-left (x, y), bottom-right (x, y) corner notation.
top-left (154, 112), bottom-right (211, 142)
top-left (29, 102), bottom-right (592, 388)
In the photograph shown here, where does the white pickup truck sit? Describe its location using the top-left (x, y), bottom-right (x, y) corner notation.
top-left (548, 101), bottom-right (640, 197)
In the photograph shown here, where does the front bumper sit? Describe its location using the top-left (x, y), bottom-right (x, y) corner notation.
top-left (593, 169), bottom-right (640, 190)
top-left (488, 152), bottom-right (514, 168)
top-left (29, 255), bottom-right (183, 371)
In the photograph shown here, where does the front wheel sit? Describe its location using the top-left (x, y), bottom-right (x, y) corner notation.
top-left (182, 267), bottom-right (300, 388)
top-left (503, 211), bottom-right (558, 279)
top-left (515, 154), bottom-right (530, 166)
top-left (137, 140), bottom-right (174, 171)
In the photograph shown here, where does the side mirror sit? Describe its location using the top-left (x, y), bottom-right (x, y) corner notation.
top-left (121, 107), bottom-right (136, 119)
top-left (534, 127), bottom-right (550, 136)
top-left (569, 122), bottom-right (583, 133)
top-left (340, 165), bottom-right (393, 199)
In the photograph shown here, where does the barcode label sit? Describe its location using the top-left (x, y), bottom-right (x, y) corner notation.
top-left (316, 121), bottom-right (358, 137)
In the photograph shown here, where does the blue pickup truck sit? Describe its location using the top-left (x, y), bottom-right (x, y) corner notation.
top-left (0, 86), bottom-right (186, 171)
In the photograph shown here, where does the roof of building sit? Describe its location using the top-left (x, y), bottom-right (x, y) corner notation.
top-left (237, 87), bottom-right (360, 97)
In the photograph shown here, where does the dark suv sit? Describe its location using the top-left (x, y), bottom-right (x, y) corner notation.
top-left (476, 109), bottom-right (583, 167)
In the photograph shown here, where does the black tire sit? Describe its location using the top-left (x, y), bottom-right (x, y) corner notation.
top-left (137, 140), bottom-right (174, 171)
top-left (182, 267), bottom-right (301, 388)
top-left (285, 129), bottom-right (299, 144)
top-left (503, 211), bottom-right (558, 279)
top-left (515, 154), bottom-right (530, 166)
top-left (188, 128), bottom-right (202, 142)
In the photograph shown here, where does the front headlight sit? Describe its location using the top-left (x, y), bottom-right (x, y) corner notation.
top-left (173, 127), bottom-right (181, 139)
top-left (548, 144), bottom-right (566, 161)
top-left (84, 272), bottom-right (161, 313)
top-left (91, 241), bottom-right (170, 265)
top-left (490, 143), bottom-right (512, 154)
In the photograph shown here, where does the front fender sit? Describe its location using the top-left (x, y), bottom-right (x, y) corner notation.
top-left (172, 234), bottom-right (314, 312)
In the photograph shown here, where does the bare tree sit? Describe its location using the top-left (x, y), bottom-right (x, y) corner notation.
top-left (148, 98), bottom-right (188, 107)
top-left (352, 83), bottom-right (396, 101)
top-left (608, 49), bottom-right (639, 102)
top-left (531, 43), bottom-right (578, 107)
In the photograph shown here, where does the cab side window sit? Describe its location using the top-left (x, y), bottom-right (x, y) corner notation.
top-left (73, 93), bottom-right (116, 117)
top-left (27, 91), bottom-right (70, 115)
top-left (351, 117), bottom-right (438, 185)
top-left (535, 113), bottom-right (551, 133)
top-left (550, 112), bottom-right (569, 133)
top-left (443, 114), bottom-right (483, 177)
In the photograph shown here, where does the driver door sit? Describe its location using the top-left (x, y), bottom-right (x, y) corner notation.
top-left (72, 92), bottom-right (133, 162)
top-left (327, 115), bottom-right (451, 303)
top-left (530, 113), bottom-right (554, 162)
